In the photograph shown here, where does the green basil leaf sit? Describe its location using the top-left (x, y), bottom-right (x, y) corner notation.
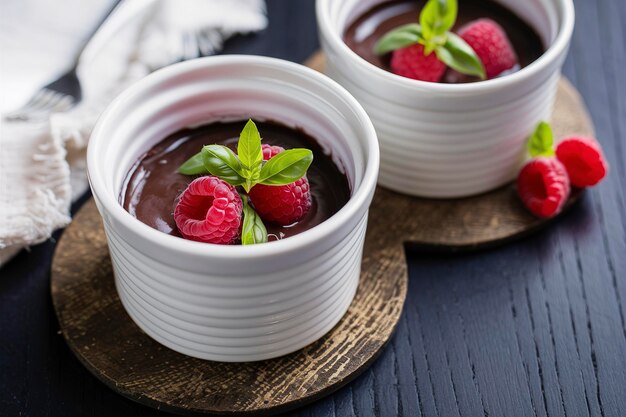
top-left (201, 145), bottom-right (246, 186)
top-left (258, 149), bottom-right (313, 186)
top-left (374, 24), bottom-right (423, 56)
top-left (178, 151), bottom-right (207, 175)
top-left (435, 33), bottom-right (486, 80)
top-left (527, 121), bottom-right (555, 157)
top-left (438, 0), bottom-right (457, 34)
top-left (241, 199), bottom-right (268, 245)
top-left (237, 119), bottom-right (263, 173)
top-left (420, 0), bottom-right (457, 41)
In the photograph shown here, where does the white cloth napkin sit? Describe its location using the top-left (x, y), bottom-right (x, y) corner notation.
top-left (0, 0), bottom-right (267, 266)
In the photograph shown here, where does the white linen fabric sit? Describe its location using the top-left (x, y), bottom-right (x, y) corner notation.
top-left (0, 0), bottom-right (267, 266)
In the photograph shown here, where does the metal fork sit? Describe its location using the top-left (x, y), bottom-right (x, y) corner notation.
top-left (4, 2), bottom-right (217, 123)
top-left (3, 2), bottom-right (121, 122)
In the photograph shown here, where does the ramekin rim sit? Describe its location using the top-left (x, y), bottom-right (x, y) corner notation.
top-left (315, 0), bottom-right (575, 94)
top-left (87, 55), bottom-right (379, 260)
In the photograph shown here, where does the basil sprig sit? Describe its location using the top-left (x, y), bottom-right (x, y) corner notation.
top-left (420, 0), bottom-right (457, 53)
top-left (374, 0), bottom-right (486, 80)
top-left (179, 119), bottom-right (313, 192)
top-left (527, 121), bottom-right (555, 157)
top-left (177, 119), bottom-right (313, 245)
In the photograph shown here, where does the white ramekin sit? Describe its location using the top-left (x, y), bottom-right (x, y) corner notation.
top-left (317, 0), bottom-right (575, 198)
top-left (87, 56), bottom-right (379, 362)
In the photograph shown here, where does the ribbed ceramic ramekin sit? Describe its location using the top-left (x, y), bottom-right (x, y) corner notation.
top-left (87, 56), bottom-right (379, 362)
top-left (317, 0), bottom-right (575, 197)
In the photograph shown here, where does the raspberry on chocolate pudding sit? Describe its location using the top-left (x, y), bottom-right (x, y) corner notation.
top-left (120, 120), bottom-right (350, 244)
top-left (344, 0), bottom-right (544, 83)
top-left (248, 145), bottom-right (313, 226)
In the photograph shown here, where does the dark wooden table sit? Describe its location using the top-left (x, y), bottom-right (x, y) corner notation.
top-left (1, 0), bottom-right (625, 416)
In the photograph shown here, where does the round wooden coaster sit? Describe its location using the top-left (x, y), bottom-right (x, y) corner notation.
top-left (51, 200), bottom-right (408, 416)
top-left (305, 52), bottom-right (592, 249)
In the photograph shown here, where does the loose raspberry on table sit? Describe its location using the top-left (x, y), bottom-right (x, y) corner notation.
top-left (248, 144), bottom-right (312, 225)
top-left (174, 176), bottom-right (243, 244)
top-left (556, 137), bottom-right (608, 187)
top-left (517, 157), bottom-right (570, 218)
top-left (458, 18), bottom-right (518, 79)
top-left (390, 43), bottom-right (447, 82)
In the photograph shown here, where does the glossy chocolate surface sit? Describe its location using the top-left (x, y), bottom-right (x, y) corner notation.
top-left (343, 0), bottom-right (545, 83)
top-left (121, 121), bottom-right (351, 242)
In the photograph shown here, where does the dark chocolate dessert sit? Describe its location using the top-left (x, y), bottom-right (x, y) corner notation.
top-left (121, 120), bottom-right (351, 242)
top-left (344, 0), bottom-right (544, 83)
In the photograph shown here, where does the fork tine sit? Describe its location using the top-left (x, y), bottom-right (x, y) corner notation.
top-left (4, 88), bottom-right (75, 122)
top-left (44, 91), bottom-right (65, 108)
top-left (180, 33), bottom-right (190, 61)
top-left (56, 94), bottom-right (74, 110)
top-left (33, 90), bottom-right (74, 113)
top-left (183, 33), bottom-right (193, 60)
top-left (29, 89), bottom-right (57, 111)
top-left (182, 32), bottom-right (201, 61)
top-left (197, 30), bottom-right (217, 57)
top-left (51, 95), bottom-right (74, 113)
top-left (29, 89), bottom-right (45, 104)
top-left (36, 91), bottom-right (57, 109)
top-left (17, 89), bottom-right (47, 113)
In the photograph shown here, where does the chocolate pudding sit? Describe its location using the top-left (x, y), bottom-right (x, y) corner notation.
top-left (344, 0), bottom-right (545, 83)
top-left (120, 120), bottom-right (351, 242)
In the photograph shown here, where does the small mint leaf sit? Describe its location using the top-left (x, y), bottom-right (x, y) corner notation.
top-left (237, 119), bottom-right (263, 176)
top-left (242, 198), bottom-right (268, 245)
top-left (258, 149), bottom-right (313, 186)
top-left (374, 24), bottom-right (423, 56)
top-left (435, 33), bottom-right (486, 79)
top-left (528, 121), bottom-right (555, 157)
top-left (420, 0), bottom-right (457, 42)
top-left (202, 145), bottom-right (246, 186)
top-left (178, 151), bottom-right (207, 175)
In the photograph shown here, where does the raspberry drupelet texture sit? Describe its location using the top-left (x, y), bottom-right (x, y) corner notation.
top-left (174, 176), bottom-right (243, 244)
top-left (248, 144), bottom-right (312, 225)
top-left (556, 137), bottom-right (608, 187)
top-left (458, 18), bottom-right (518, 79)
top-left (390, 43), bottom-right (447, 82)
top-left (261, 144), bottom-right (285, 160)
top-left (517, 157), bottom-right (570, 218)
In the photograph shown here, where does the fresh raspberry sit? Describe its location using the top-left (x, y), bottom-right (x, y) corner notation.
top-left (390, 43), bottom-right (446, 82)
top-left (458, 19), bottom-right (518, 79)
top-left (556, 137), bottom-right (608, 187)
top-left (248, 144), bottom-right (312, 225)
top-left (517, 157), bottom-right (570, 218)
top-left (261, 144), bottom-right (285, 160)
top-left (174, 176), bottom-right (243, 244)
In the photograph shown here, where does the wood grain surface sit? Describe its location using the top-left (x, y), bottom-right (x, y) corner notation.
top-left (50, 199), bottom-right (408, 416)
top-left (305, 52), bottom-right (591, 249)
